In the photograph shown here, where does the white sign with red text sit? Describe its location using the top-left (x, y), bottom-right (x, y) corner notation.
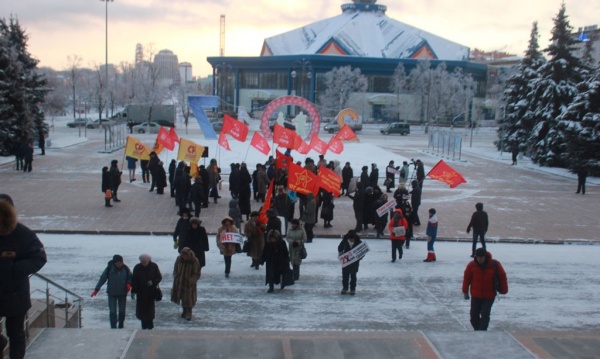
top-left (219, 232), bottom-right (244, 245)
top-left (338, 242), bottom-right (369, 268)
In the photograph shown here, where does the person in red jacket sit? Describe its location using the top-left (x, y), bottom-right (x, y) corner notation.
top-left (462, 248), bottom-right (508, 331)
top-left (388, 209), bottom-right (408, 262)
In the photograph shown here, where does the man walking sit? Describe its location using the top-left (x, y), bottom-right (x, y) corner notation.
top-left (91, 254), bottom-right (132, 329)
top-left (462, 248), bottom-right (508, 331)
top-left (466, 202), bottom-right (489, 257)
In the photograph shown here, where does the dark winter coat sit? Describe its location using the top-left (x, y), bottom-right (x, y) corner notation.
top-left (109, 164), bottom-right (122, 188)
top-left (175, 173), bottom-right (191, 206)
top-left (320, 192), bottom-right (334, 221)
top-left (229, 165), bottom-right (240, 195)
top-left (0, 200), bottom-right (47, 316)
top-left (359, 170), bottom-right (369, 190)
top-left (156, 165), bottom-right (167, 190)
top-left (416, 163), bottom-right (425, 184)
top-left (301, 198), bottom-right (317, 224)
top-left (410, 180), bottom-right (421, 208)
top-left (190, 182), bottom-right (205, 204)
top-left (338, 235), bottom-right (362, 273)
top-left (228, 199), bottom-right (242, 229)
top-left (102, 168), bottom-right (111, 193)
top-left (188, 226), bottom-right (209, 267)
top-left (393, 187), bottom-right (409, 208)
top-left (94, 260), bottom-right (132, 297)
top-left (342, 166), bottom-right (353, 190)
top-left (369, 168), bottom-right (379, 188)
top-left (266, 216), bottom-right (282, 237)
top-left (260, 237), bottom-right (290, 285)
top-left (467, 209), bottom-right (489, 233)
top-left (148, 156), bottom-right (159, 175)
top-left (462, 251), bottom-right (508, 299)
top-left (170, 248), bottom-right (200, 307)
top-left (168, 160), bottom-right (177, 184)
top-left (238, 166), bottom-right (253, 215)
top-left (173, 218), bottom-right (191, 252)
top-left (244, 219), bottom-right (264, 260)
top-left (131, 261), bottom-right (162, 321)
top-left (256, 168), bottom-right (270, 195)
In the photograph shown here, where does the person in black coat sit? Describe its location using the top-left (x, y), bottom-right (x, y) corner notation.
top-left (320, 191), bottom-right (335, 228)
top-left (348, 187), bottom-right (365, 233)
top-left (466, 202), bottom-right (489, 257)
top-left (168, 159), bottom-right (177, 198)
top-left (403, 203), bottom-right (414, 249)
top-left (238, 163), bottom-right (253, 220)
top-left (385, 160), bottom-right (399, 193)
top-left (359, 166), bottom-right (369, 190)
top-left (109, 159), bottom-right (122, 202)
top-left (410, 180), bottom-right (421, 226)
top-left (173, 209), bottom-right (191, 253)
top-left (266, 209), bottom-right (282, 237)
top-left (173, 162), bottom-right (185, 206)
top-left (199, 165), bottom-right (210, 208)
top-left (576, 165), bottom-right (588, 195)
top-left (155, 161), bottom-right (167, 195)
top-left (0, 194), bottom-right (47, 358)
top-left (140, 159), bottom-right (150, 183)
top-left (362, 187), bottom-right (375, 230)
top-left (188, 217), bottom-right (209, 274)
top-left (373, 193), bottom-right (388, 238)
top-left (131, 254), bottom-right (162, 330)
top-left (102, 166), bottom-right (112, 207)
top-left (189, 176), bottom-right (205, 218)
top-left (22, 143), bottom-right (33, 172)
top-left (148, 152), bottom-right (159, 192)
top-left (175, 167), bottom-right (191, 215)
top-left (338, 230), bottom-right (362, 295)
top-left (416, 160), bottom-right (425, 190)
top-left (341, 162), bottom-right (353, 196)
top-left (369, 163), bottom-right (379, 188)
top-left (260, 230), bottom-right (291, 293)
top-left (393, 183), bottom-right (409, 209)
top-left (229, 163), bottom-right (241, 200)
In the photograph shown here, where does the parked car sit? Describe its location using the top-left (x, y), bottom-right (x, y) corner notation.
top-left (132, 122), bottom-right (160, 134)
top-left (324, 121), bottom-right (363, 133)
top-left (380, 122), bottom-right (410, 135)
top-left (155, 119), bottom-right (175, 128)
top-left (86, 119), bottom-right (112, 129)
top-left (66, 118), bottom-right (91, 128)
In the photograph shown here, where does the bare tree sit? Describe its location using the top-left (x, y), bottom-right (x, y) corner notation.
top-left (318, 65), bottom-right (368, 117)
top-left (132, 45), bottom-right (169, 125)
top-left (65, 55), bottom-right (82, 119)
top-left (388, 63), bottom-right (408, 120)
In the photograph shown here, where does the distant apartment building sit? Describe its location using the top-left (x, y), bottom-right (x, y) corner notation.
top-left (179, 62), bottom-right (194, 83)
top-left (153, 49), bottom-right (181, 86)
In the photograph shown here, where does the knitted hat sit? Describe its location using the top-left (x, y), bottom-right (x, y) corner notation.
top-left (475, 248), bottom-right (487, 257)
top-left (112, 254), bottom-right (124, 263)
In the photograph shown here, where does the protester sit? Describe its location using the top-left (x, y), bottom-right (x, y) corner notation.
top-left (260, 230), bottom-right (292, 293)
top-left (238, 162), bottom-right (253, 220)
top-left (416, 160), bottom-right (425, 189)
top-left (126, 156), bottom-right (137, 183)
top-left (207, 159), bottom-right (221, 204)
top-left (109, 159), bottom-right (122, 202)
top-left (244, 211), bottom-right (264, 270)
top-left (462, 248), bottom-right (508, 331)
top-left (266, 209), bottom-right (282, 237)
top-left (171, 247), bottom-right (200, 321)
top-left (155, 161), bottom-right (167, 195)
top-left (175, 167), bottom-right (191, 215)
top-left (255, 164), bottom-right (270, 202)
top-left (403, 203), bottom-right (414, 249)
top-left (131, 254), bottom-right (162, 330)
top-left (393, 183), bottom-right (409, 209)
top-left (373, 193), bottom-right (389, 238)
top-left (369, 163), bottom-right (379, 188)
top-left (388, 208), bottom-right (408, 262)
top-left (466, 203), bottom-right (489, 257)
top-left (0, 194), bottom-right (47, 358)
top-left (400, 161), bottom-right (410, 185)
top-left (423, 208), bottom-right (438, 262)
top-left (216, 216), bottom-right (239, 278)
top-left (286, 218), bottom-right (307, 281)
top-left (148, 151), bottom-right (159, 192)
top-left (168, 159), bottom-right (177, 197)
top-left (190, 176), bottom-right (205, 218)
top-left (300, 192), bottom-right (316, 242)
top-left (341, 162), bottom-right (353, 196)
top-left (348, 187), bottom-right (365, 233)
top-left (173, 209), bottom-right (191, 253)
top-left (410, 180), bottom-right (421, 226)
top-left (385, 160), bottom-right (398, 193)
top-left (338, 230), bottom-right (362, 295)
top-left (22, 143), bottom-right (33, 172)
top-left (576, 165), bottom-right (588, 195)
top-left (140, 158), bottom-right (150, 183)
top-left (228, 199), bottom-right (242, 230)
top-left (101, 166), bottom-right (112, 207)
top-left (91, 254), bottom-right (132, 329)
top-left (320, 191), bottom-right (335, 228)
top-left (188, 217), bottom-right (209, 276)
top-left (229, 163), bottom-right (240, 199)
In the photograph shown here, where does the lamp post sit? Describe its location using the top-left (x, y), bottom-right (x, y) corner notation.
top-left (215, 63), bottom-right (232, 114)
top-left (290, 59), bottom-right (312, 100)
top-left (100, 0), bottom-right (113, 120)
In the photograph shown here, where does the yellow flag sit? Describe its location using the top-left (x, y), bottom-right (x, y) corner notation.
top-left (152, 137), bottom-right (164, 155)
top-left (124, 136), bottom-right (151, 160)
top-left (177, 138), bottom-right (205, 164)
top-left (190, 162), bottom-right (199, 178)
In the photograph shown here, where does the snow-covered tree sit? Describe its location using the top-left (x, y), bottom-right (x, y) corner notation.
top-left (318, 65), bottom-right (367, 117)
top-left (387, 63), bottom-right (408, 119)
top-left (528, 4), bottom-right (585, 167)
top-left (497, 21), bottom-right (546, 152)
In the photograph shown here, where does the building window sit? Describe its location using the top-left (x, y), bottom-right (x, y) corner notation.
top-left (241, 72), bottom-right (259, 89)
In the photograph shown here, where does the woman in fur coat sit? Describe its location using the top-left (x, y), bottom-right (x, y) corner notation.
top-left (170, 248), bottom-right (200, 321)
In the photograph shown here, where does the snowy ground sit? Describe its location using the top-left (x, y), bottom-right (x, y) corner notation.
top-left (33, 233), bottom-right (600, 331)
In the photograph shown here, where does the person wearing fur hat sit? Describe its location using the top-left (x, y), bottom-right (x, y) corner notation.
top-left (0, 194), bottom-right (47, 358)
top-left (423, 208), bottom-right (438, 262)
top-left (109, 159), bottom-right (122, 202)
top-left (91, 254), bottom-right (133, 328)
top-left (462, 248), bottom-right (508, 331)
top-left (171, 248), bottom-right (200, 320)
top-left (244, 211), bottom-right (264, 270)
top-left (131, 254), bottom-right (162, 329)
top-left (216, 216), bottom-right (239, 277)
top-left (188, 217), bottom-right (209, 274)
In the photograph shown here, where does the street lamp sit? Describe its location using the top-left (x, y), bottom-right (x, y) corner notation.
top-left (290, 59), bottom-right (312, 100)
top-left (100, 0), bottom-right (113, 120)
top-left (214, 63), bottom-right (232, 114)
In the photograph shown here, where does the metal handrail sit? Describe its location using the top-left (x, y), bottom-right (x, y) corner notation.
top-left (29, 273), bottom-right (84, 329)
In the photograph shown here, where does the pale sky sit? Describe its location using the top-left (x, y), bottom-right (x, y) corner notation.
top-left (0, 0), bottom-right (596, 77)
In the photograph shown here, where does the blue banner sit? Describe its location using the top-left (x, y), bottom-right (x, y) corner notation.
top-left (188, 96), bottom-right (220, 140)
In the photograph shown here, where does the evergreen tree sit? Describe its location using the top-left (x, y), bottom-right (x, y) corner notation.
top-left (497, 21), bottom-right (545, 152)
top-left (528, 4), bottom-right (585, 167)
top-left (0, 17), bottom-right (47, 155)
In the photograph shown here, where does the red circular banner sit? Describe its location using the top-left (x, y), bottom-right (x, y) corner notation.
top-left (260, 96), bottom-right (320, 141)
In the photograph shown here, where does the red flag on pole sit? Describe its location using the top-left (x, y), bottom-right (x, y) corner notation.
top-left (334, 125), bottom-right (358, 142)
top-left (169, 127), bottom-right (179, 143)
top-left (273, 124), bottom-right (296, 148)
top-left (327, 137), bottom-right (344, 154)
top-left (223, 114), bottom-right (249, 142)
top-left (426, 160), bottom-right (467, 188)
top-left (317, 166), bottom-right (342, 197)
top-left (258, 179), bottom-right (274, 225)
top-left (293, 134), bottom-right (310, 154)
top-left (157, 127), bottom-right (176, 151)
top-left (218, 131), bottom-right (231, 151)
top-left (309, 135), bottom-right (329, 155)
top-left (250, 132), bottom-right (270, 155)
top-left (276, 149), bottom-right (293, 169)
top-left (287, 162), bottom-right (317, 195)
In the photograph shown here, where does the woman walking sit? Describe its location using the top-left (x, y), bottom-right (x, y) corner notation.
top-left (286, 219), bottom-right (307, 281)
top-left (188, 217), bottom-right (209, 277)
top-left (131, 254), bottom-right (162, 329)
top-left (388, 209), bottom-right (408, 262)
top-left (216, 216), bottom-right (239, 278)
top-left (260, 230), bottom-right (291, 293)
top-left (170, 248), bottom-right (200, 321)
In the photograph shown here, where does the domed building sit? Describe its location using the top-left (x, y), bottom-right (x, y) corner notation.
top-left (207, 0), bottom-right (487, 122)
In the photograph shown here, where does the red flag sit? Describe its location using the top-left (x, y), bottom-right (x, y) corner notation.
top-left (223, 114), bottom-right (249, 142)
top-left (276, 150), bottom-right (293, 169)
top-left (287, 162), bottom-right (317, 195)
top-left (309, 135), bottom-right (329, 155)
top-left (258, 179), bottom-right (274, 225)
top-left (157, 127), bottom-right (176, 151)
top-left (218, 131), bottom-right (231, 151)
top-left (317, 166), bottom-right (341, 197)
top-left (426, 160), bottom-right (467, 188)
top-left (334, 125), bottom-right (358, 142)
top-left (250, 132), bottom-right (270, 155)
top-left (327, 137), bottom-right (344, 154)
top-left (273, 124), bottom-right (296, 148)
top-left (169, 127), bottom-right (179, 143)
top-left (293, 134), bottom-right (310, 154)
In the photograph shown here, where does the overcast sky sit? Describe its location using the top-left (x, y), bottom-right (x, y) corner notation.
top-left (0, 0), bottom-right (596, 77)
